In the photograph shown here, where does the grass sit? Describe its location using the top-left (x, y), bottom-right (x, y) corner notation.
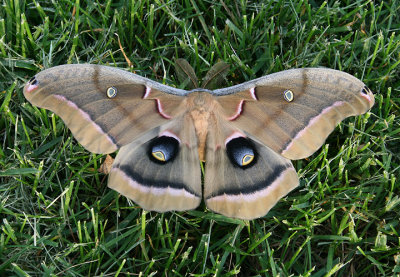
top-left (0, 0), bottom-right (399, 276)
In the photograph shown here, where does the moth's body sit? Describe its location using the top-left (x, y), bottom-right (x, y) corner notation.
top-left (185, 91), bottom-right (217, 161)
top-left (24, 64), bottom-right (374, 219)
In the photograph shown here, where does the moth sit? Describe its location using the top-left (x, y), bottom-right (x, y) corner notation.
top-left (23, 62), bottom-right (374, 219)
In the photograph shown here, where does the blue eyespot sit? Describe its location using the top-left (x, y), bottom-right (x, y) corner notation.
top-left (283, 89), bottom-right (294, 102)
top-left (107, 86), bottom-right (118, 98)
top-left (242, 154), bottom-right (254, 166)
top-left (226, 137), bottom-right (257, 168)
top-left (149, 136), bottom-right (179, 164)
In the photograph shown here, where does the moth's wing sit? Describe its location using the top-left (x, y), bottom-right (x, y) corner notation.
top-left (204, 117), bottom-right (298, 220)
top-left (24, 64), bottom-right (202, 211)
top-left (175, 59), bottom-right (199, 90)
top-left (205, 68), bottom-right (374, 219)
top-left (23, 64), bottom-right (188, 154)
top-left (212, 68), bottom-right (375, 160)
top-left (109, 114), bottom-right (202, 211)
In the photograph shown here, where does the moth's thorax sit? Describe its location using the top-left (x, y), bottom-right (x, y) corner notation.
top-left (187, 91), bottom-right (216, 161)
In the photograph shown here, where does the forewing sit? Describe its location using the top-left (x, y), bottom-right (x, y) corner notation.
top-left (24, 64), bottom-right (187, 154)
top-left (212, 68), bottom-right (374, 160)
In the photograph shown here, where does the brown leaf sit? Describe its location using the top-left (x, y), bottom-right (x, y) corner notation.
top-left (99, 154), bottom-right (114, 175)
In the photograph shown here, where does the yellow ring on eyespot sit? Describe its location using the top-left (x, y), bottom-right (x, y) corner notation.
top-left (107, 86), bottom-right (117, 98)
top-left (152, 151), bottom-right (166, 162)
top-left (242, 154), bottom-right (254, 166)
top-left (283, 89), bottom-right (294, 102)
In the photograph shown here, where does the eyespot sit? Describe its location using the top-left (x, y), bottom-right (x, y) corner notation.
top-left (283, 89), bottom-right (294, 102)
top-left (148, 136), bottom-right (179, 164)
top-left (226, 137), bottom-right (257, 168)
top-left (107, 86), bottom-right (118, 98)
top-left (242, 154), bottom-right (254, 166)
top-left (152, 151), bottom-right (166, 162)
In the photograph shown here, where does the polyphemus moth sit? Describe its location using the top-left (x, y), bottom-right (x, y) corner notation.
top-left (23, 62), bottom-right (374, 219)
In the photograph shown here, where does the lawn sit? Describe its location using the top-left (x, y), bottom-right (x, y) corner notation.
top-left (1, 0), bottom-right (399, 276)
